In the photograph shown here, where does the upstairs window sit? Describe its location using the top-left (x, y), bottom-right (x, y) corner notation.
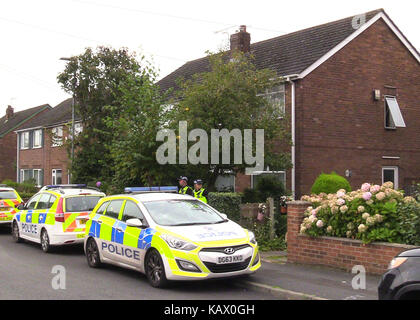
top-left (51, 126), bottom-right (63, 147)
top-left (259, 84), bottom-right (285, 118)
top-left (385, 96), bottom-right (406, 129)
top-left (20, 132), bottom-right (30, 150)
top-left (33, 129), bottom-right (43, 148)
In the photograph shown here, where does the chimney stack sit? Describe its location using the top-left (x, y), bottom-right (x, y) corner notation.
top-left (6, 105), bottom-right (14, 120)
top-left (230, 25), bottom-right (251, 53)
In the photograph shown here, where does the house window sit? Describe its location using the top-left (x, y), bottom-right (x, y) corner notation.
top-left (51, 126), bottom-right (63, 147)
top-left (32, 169), bottom-right (43, 187)
top-left (251, 171), bottom-right (286, 189)
top-left (69, 123), bottom-right (83, 139)
top-left (20, 132), bottom-right (30, 150)
top-left (382, 167), bottom-right (398, 189)
top-left (33, 129), bottom-right (43, 148)
top-left (215, 174), bottom-right (236, 192)
top-left (264, 84), bottom-right (285, 117)
top-left (385, 96), bottom-right (406, 129)
top-left (20, 169), bottom-right (31, 183)
top-left (52, 169), bottom-right (62, 185)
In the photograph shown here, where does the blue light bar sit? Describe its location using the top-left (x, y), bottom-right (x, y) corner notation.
top-left (124, 186), bottom-right (178, 194)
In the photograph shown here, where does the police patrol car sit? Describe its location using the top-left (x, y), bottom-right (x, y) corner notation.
top-left (84, 186), bottom-right (261, 288)
top-left (12, 184), bottom-right (105, 252)
top-left (0, 185), bottom-right (23, 225)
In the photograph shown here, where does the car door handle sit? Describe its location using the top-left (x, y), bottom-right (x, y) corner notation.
top-left (116, 228), bottom-right (123, 232)
top-left (97, 220), bottom-right (103, 224)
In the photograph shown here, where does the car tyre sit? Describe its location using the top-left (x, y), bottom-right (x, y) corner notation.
top-left (86, 238), bottom-right (102, 268)
top-left (40, 229), bottom-right (53, 253)
top-left (12, 221), bottom-right (22, 243)
top-left (145, 249), bottom-right (168, 288)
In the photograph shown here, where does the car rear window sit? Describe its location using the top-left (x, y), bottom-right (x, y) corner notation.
top-left (65, 196), bottom-right (103, 212)
top-left (0, 190), bottom-right (17, 200)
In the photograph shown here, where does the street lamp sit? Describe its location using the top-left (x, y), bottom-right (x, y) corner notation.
top-left (60, 57), bottom-right (75, 184)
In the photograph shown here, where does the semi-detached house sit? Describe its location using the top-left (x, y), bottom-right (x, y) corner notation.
top-left (15, 98), bottom-right (82, 187)
top-left (157, 9), bottom-right (420, 198)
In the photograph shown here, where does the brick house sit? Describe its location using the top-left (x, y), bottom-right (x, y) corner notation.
top-left (157, 9), bottom-right (420, 198)
top-left (0, 104), bottom-right (51, 182)
top-left (15, 98), bottom-right (82, 187)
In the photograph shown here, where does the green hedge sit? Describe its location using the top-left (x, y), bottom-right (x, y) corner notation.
top-left (1, 179), bottom-right (38, 200)
top-left (311, 172), bottom-right (351, 195)
top-left (208, 192), bottom-right (242, 223)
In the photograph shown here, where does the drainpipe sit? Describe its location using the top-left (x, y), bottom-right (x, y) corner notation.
top-left (16, 132), bottom-right (19, 182)
top-left (284, 74), bottom-right (299, 199)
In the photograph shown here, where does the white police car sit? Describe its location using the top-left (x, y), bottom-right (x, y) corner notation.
top-left (84, 186), bottom-right (261, 287)
top-left (12, 184), bottom-right (105, 252)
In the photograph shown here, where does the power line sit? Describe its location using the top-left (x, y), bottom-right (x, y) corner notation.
top-left (69, 0), bottom-right (287, 34)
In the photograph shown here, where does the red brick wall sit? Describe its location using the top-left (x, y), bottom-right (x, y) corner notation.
top-left (286, 201), bottom-right (417, 274)
top-left (19, 126), bottom-right (70, 185)
top-left (294, 18), bottom-right (420, 198)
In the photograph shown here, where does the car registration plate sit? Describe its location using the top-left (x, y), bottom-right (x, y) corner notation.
top-left (217, 255), bottom-right (243, 264)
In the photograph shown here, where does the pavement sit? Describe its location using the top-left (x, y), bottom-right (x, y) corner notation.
top-left (234, 251), bottom-right (381, 300)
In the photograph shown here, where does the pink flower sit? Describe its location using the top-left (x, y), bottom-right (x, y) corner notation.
top-left (311, 210), bottom-right (317, 216)
top-left (96, 181), bottom-right (102, 188)
top-left (362, 192), bottom-right (372, 201)
top-left (316, 220), bottom-right (324, 228)
top-left (361, 183), bottom-right (371, 192)
top-left (336, 191), bottom-right (346, 198)
top-left (370, 185), bottom-right (381, 194)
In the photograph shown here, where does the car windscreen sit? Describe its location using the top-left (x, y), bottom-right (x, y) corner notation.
top-left (0, 190), bottom-right (17, 200)
top-left (142, 199), bottom-right (225, 226)
top-left (65, 196), bottom-right (103, 212)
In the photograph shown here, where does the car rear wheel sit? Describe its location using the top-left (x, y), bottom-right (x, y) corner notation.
top-left (86, 238), bottom-right (102, 268)
top-left (12, 221), bottom-right (21, 243)
top-left (41, 229), bottom-right (52, 253)
top-left (145, 249), bottom-right (168, 288)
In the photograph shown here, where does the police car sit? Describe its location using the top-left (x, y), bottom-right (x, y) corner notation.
top-left (0, 185), bottom-right (23, 226)
top-left (84, 186), bottom-right (261, 288)
top-left (12, 184), bottom-right (105, 252)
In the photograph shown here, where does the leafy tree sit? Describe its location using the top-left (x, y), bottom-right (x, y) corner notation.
top-left (57, 46), bottom-right (164, 191)
top-left (166, 51), bottom-right (292, 190)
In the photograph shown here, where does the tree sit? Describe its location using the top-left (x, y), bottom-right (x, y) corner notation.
top-left (166, 51), bottom-right (292, 190)
top-left (57, 46), bottom-right (165, 191)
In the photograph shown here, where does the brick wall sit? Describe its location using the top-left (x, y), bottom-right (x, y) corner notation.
top-left (19, 126), bottom-right (70, 185)
top-left (286, 201), bottom-right (417, 274)
top-left (0, 132), bottom-right (18, 181)
top-left (294, 18), bottom-right (420, 198)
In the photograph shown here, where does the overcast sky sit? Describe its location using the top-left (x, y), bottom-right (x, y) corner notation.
top-left (0, 0), bottom-right (418, 114)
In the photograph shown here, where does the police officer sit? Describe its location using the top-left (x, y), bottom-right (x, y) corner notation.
top-left (178, 176), bottom-right (193, 196)
top-left (193, 179), bottom-right (208, 204)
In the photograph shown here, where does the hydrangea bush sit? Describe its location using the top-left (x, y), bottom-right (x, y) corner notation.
top-left (300, 182), bottom-right (419, 244)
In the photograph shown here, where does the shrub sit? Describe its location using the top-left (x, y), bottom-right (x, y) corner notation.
top-left (208, 192), bottom-right (242, 223)
top-left (300, 182), bottom-right (419, 244)
top-left (311, 172), bottom-right (351, 195)
top-left (1, 179), bottom-right (38, 199)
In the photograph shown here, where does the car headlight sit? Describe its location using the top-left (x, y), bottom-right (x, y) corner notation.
top-left (161, 234), bottom-right (198, 251)
top-left (248, 231), bottom-right (257, 244)
top-left (388, 257), bottom-right (408, 270)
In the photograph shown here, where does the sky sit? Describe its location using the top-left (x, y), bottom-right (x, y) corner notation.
top-left (0, 0), bottom-right (419, 115)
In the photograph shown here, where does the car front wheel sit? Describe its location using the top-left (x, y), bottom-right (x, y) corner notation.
top-left (12, 221), bottom-right (21, 243)
top-left (145, 249), bottom-right (168, 288)
top-left (86, 238), bottom-right (102, 268)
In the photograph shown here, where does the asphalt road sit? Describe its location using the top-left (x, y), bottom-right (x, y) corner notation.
top-left (0, 226), bottom-right (277, 300)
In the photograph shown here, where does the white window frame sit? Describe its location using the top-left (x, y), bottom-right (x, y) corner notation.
top-left (33, 129), bottom-right (43, 149)
top-left (51, 126), bottom-right (63, 147)
top-left (32, 169), bottom-right (42, 187)
top-left (52, 169), bottom-right (62, 185)
top-left (384, 96), bottom-right (406, 129)
top-left (20, 131), bottom-right (30, 150)
top-left (258, 84), bottom-right (286, 119)
top-left (20, 169), bottom-right (31, 183)
top-left (69, 122), bottom-right (83, 140)
top-left (382, 166), bottom-right (399, 189)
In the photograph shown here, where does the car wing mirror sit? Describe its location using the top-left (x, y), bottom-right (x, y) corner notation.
top-left (220, 213), bottom-right (228, 220)
top-left (126, 218), bottom-right (147, 228)
top-left (17, 203), bottom-right (25, 210)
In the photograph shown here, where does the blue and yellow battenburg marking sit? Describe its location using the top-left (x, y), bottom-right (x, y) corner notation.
top-left (15, 210), bottom-right (54, 225)
top-left (87, 214), bottom-right (155, 249)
